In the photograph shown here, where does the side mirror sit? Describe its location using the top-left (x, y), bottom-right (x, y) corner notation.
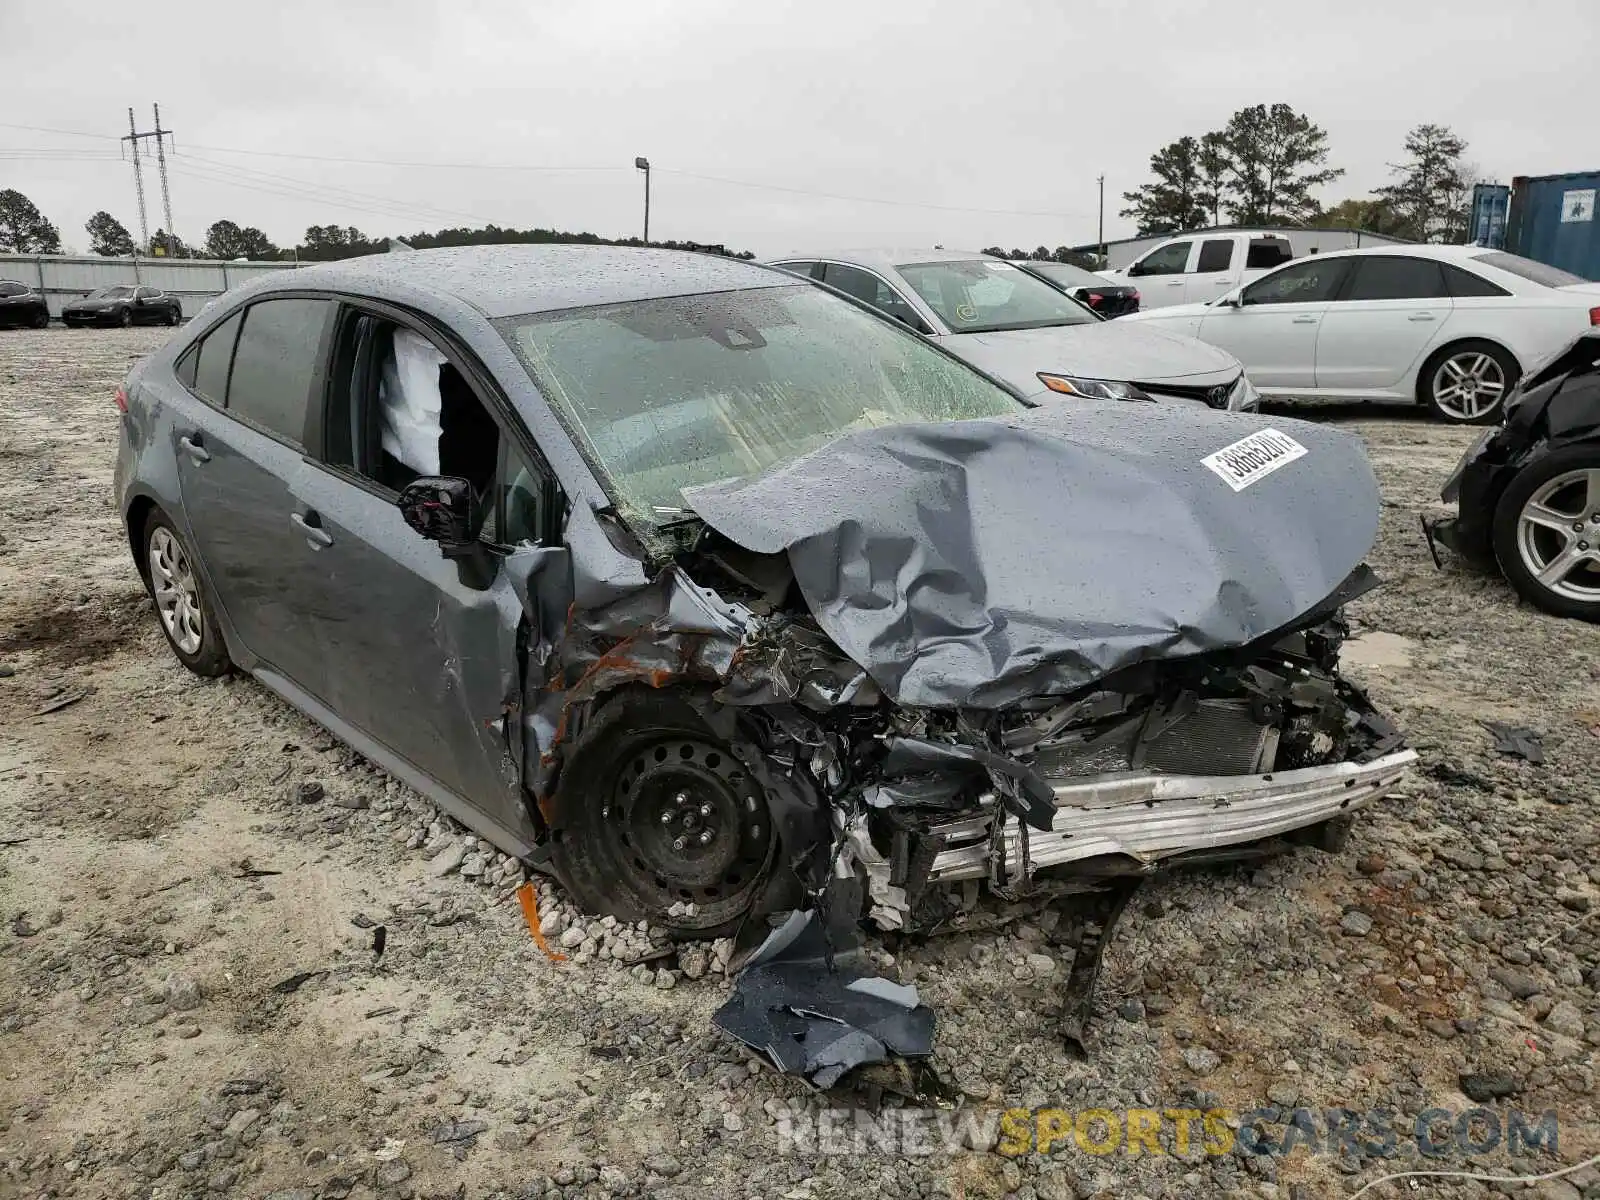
top-left (398, 476), bottom-right (481, 546)
top-left (1125, 261), bottom-right (1145, 278)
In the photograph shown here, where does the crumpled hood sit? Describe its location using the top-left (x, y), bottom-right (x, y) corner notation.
top-left (685, 402), bottom-right (1380, 708)
top-left (939, 320), bottom-right (1239, 392)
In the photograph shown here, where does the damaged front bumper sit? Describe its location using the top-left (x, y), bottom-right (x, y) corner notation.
top-left (910, 750), bottom-right (1417, 883)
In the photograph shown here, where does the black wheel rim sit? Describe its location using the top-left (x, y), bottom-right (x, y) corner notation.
top-left (605, 737), bottom-right (773, 925)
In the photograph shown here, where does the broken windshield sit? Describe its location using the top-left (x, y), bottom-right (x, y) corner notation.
top-left (498, 283), bottom-right (1020, 525)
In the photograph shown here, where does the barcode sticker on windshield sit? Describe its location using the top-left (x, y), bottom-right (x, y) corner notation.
top-left (1202, 428), bottom-right (1307, 491)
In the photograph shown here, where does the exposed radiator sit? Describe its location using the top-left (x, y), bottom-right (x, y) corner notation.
top-left (1031, 698), bottom-right (1276, 781)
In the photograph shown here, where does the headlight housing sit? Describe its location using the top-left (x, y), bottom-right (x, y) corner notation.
top-left (1037, 374), bottom-right (1155, 402)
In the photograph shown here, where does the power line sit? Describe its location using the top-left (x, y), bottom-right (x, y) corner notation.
top-left (2, 119), bottom-right (1096, 220)
top-left (174, 153), bottom-right (492, 226)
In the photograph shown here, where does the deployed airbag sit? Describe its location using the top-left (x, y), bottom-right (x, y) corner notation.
top-left (380, 328), bottom-right (446, 475)
top-left (685, 403), bottom-right (1380, 708)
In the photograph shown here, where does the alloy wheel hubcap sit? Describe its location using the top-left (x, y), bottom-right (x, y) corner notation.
top-left (1433, 352), bottom-right (1505, 420)
top-left (1516, 468), bottom-right (1600, 603)
top-left (148, 527), bottom-right (204, 654)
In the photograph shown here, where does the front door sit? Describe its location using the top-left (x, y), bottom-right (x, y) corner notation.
top-left (1196, 257), bottom-right (1353, 391)
top-left (1313, 255), bottom-right (1454, 392)
top-left (292, 306), bottom-right (564, 843)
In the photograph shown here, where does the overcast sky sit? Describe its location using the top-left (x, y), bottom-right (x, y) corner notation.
top-left (2, 0), bottom-right (1595, 258)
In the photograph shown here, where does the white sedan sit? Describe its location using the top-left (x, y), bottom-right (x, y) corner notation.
top-left (1121, 245), bottom-right (1600, 423)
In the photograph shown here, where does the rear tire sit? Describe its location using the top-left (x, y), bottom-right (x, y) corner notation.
top-left (141, 510), bottom-right (232, 676)
top-left (546, 688), bottom-right (781, 938)
top-left (1419, 340), bottom-right (1517, 424)
top-left (1490, 445), bottom-right (1600, 622)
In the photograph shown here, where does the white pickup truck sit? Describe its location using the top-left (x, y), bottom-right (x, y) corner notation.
top-left (1099, 232), bottom-right (1296, 310)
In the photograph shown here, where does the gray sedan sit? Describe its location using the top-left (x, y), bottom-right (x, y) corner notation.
top-left (114, 245), bottom-right (1407, 952)
top-left (770, 248), bottom-right (1257, 410)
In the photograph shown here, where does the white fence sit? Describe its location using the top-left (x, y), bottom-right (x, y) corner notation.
top-left (0, 253), bottom-right (301, 320)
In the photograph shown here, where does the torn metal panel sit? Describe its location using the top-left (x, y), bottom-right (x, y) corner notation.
top-left (712, 909), bottom-right (935, 1088)
top-left (684, 402), bottom-right (1381, 708)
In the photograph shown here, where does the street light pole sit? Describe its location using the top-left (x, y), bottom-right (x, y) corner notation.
top-left (1096, 174), bottom-right (1105, 264)
top-left (635, 156), bottom-right (651, 243)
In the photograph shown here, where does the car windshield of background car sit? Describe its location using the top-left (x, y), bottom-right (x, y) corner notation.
top-left (897, 259), bottom-right (1098, 332)
top-left (498, 283), bottom-right (1020, 526)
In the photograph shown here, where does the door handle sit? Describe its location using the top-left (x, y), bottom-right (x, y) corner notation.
top-left (1291, 316), bottom-right (1318, 325)
top-left (1408, 313), bottom-right (1436, 322)
top-left (1166, 280), bottom-right (1183, 286)
top-left (178, 434), bottom-right (210, 463)
top-left (290, 511), bottom-right (334, 549)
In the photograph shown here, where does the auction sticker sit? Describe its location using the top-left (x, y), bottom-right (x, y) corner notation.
top-left (1202, 428), bottom-right (1307, 491)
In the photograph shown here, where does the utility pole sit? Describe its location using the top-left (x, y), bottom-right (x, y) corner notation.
top-left (122, 106), bottom-right (177, 256)
top-left (123, 108), bottom-right (150, 256)
top-left (1096, 174), bottom-right (1105, 265)
top-left (635, 157), bottom-right (651, 243)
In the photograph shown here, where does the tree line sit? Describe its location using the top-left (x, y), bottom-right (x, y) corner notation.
top-left (1118, 105), bottom-right (1477, 244)
top-left (0, 190), bottom-right (755, 261)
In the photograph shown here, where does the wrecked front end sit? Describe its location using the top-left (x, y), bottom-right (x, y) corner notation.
top-left (531, 403), bottom-right (1415, 928)
top-left (525, 402), bottom-right (1415, 1075)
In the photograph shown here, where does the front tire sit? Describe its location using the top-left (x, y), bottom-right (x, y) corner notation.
top-left (1420, 341), bottom-right (1517, 424)
top-left (118, 308), bottom-right (132, 328)
top-left (31, 310), bottom-right (48, 329)
top-left (142, 511), bottom-right (232, 675)
top-left (547, 688), bottom-right (781, 938)
top-left (1490, 446), bottom-right (1600, 622)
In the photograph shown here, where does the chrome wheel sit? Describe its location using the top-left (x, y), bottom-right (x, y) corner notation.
top-left (1432, 351), bottom-right (1506, 421)
top-left (1516, 468), bottom-right (1600, 603)
top-left (148, 527), bottom-right (204, 655)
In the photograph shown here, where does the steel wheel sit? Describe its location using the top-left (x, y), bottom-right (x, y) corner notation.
top-left (607, 737), bottom-right (775, 922)
top-left (1431, 350), bottom-right (1506, 422)
top-left (1515, 468), bottom-right (1600, 604)
top-left (147, 526), bottom-right (204, 655)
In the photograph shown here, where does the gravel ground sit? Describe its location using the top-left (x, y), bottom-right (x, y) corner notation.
top-left (1, 327), bottom-right (1596, 1200)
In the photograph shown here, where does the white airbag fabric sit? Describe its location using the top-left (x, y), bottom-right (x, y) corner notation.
top-left (379, 328), bottom-right (445, 475)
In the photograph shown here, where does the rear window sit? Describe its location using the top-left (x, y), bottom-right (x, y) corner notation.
top-left (192, 311), bottom-right (242, 403)
top-left (1474, 252), bottom-right (1586, 288)
top-left (1443, 263), bottom-right (1511, 298)
top-left (226, 298), bottom-right (334, 447)
top-left (1246, 240), bottom-right (1293, 269)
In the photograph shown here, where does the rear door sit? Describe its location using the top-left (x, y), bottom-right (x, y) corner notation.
top-left (1313, 256), bottom-right (1453, 391)
top-left (1194, 257), bottom-right (1352, 389)
top-left (170, 297), bottom-right (339, 697)
top-left (1182, 237), bottom-right (1239, 304)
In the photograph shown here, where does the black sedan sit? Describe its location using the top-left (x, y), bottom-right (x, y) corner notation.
top-left (62, 285), bottom-right (183, 328)
top-left (1016, 259), bottom-right (1140, 318)
top-left (1430, 332), bottom-right (1600, 622)
top-left (0, 279), bottom-right (50, 328)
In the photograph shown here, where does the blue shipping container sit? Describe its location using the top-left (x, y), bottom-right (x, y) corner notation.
top-left (1505, 171), bottom-right (1600, 280)
top-left (1469, 183), bottom-right (1510, 248)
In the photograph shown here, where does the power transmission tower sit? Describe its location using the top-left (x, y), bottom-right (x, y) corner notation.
top-left (122, 106), bottom-right (178, 256)
top-left (122, 108), bottom-right (150, 255)
top-left (152, 104), bottom-right (175, 252)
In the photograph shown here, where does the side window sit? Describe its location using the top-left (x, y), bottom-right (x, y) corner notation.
top-left (497, 440), bottom-right (550, 546)
top-left (135, 287), bottom-right (156, 300)
top-left (819, 264), bottom-right (922, 329)
top-left (324, 311), bottom-right (502, 506)
top-left (774, 260), bottom-right (820, 279)
top-left (191, 310), bottom-right (243, 403)
top-left (1242, 259), bottom-right (1351, 306)
top-left (1195, 239), bottom-right (1235, 273)
top-left (1343, 257), bottom-right (1449, 301)
top-left (0, 282), bottom-right (24, 297)
top-left (1246, 240), bottom-right (1294, 270)
top-left (1443, 264), bottom-right (1511, 298)
top-left (226, 299), bottom-right (334, 447)
top-left (1132, 241), bottom-right (1191, 276)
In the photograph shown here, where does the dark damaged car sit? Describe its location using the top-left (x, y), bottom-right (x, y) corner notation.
top-left (115, 247), bottom-right (1414, 1059)
top-left (1430, 332), bottom-right (1600, 622)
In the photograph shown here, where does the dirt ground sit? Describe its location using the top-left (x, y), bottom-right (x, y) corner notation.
top-left (1, 327), bottom-right (1596, 1200)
